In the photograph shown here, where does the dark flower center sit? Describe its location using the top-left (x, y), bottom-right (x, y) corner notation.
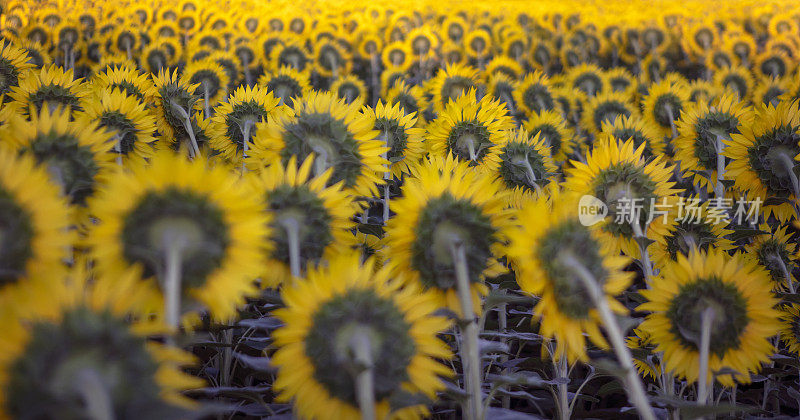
top-left (0, 187), bottom-right (33, 285)
top-left (267, 185), bottom-right (332, 270)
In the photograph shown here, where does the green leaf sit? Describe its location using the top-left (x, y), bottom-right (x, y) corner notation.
top-left (727, 227), bottom-right (767, 242)
top-left (484, 289), bottom-right (534, 311)
top-left (357, 223), bottom-right (384, 237)
top-left (651, 396), bottom-right (755, 419)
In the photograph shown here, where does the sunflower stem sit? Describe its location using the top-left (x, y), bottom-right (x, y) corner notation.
top-left (240, 119), bottom-right (253, 173)
top-left (370, 55), bottom-right (380, 107)
top-left (771, 253), bottom-right (795, 294)
top-left (382, 184), bottom-right (390, 224)
top-left (239, 53), bottom-right (252, 86)
top-left (76, 368), bottom-right (114, 420)
top-left (499, 302), bottom-right (510, 409)
top-left (203, 82), bottom-right (211, 119)
top-left (631, 221), bottom-right (654, 283)
top-left (112, 134), bottom-right (123, 166)
top-left (63, 44), bottom-right (71, 70)
top-left (664, 103), bottom-right (677, 139)
top-left (560, 252), bottom-right (656, 420)
top-left (697, 307), bottom-right (715, 407)
top-left (170, 101), bottom-right (201, 158)
top-left (555, 355), bottom-right (570, 420)
top-left (713, 132), bottom-right (727, 198)
top-left (775, 151), bottom-right (800, 219)
top-left (280, 216), bottom-right (301, 278)
top-left (164, 236), bottom-right (185, 331)
top-left (451, 240), bottom-right (482, 420)
top-left (351, 328), bottom-right (376, 420)
top-left (465, 137), bottom-right (479, 162)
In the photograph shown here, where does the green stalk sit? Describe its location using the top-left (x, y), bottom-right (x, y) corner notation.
top-left (451, 240), bottom-right (482, 420)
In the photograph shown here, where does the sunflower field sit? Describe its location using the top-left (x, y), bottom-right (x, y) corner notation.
top-left (4, 0), bottom-right (800, 418)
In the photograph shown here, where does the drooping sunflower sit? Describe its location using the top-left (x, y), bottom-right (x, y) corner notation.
top-left (251, 155), bottom-right (357, 287)
top-left (486, 74), bottom-right (518, 114)
top-left (78, 88), bottom-right (157, 163)
top-left (674, 94), bottom-right (753, 192)
top-left (0, 40), bottom-right (33, 100)
top-left (207, 84), bottom-right (282, 164)
top-left (779, 304), bottom-right (800, 355)
top-left (152, 69), bottom-right (204, 154)
top-left (752, 76), bottom-right (790, 107)
top-left (330, 74), bottom-right (368, 107)
top-left (0, 148), bottom-right (72, 296)
top-left (743, 223), bottom-right (797, 291)
top-left (86, 151), bottom-right (267, 323)
top-left (755, 50), bottom-right (790, 80)
top-left (725, 100), bottom-right (800, 222)
top-left (523, 109), bottom-right (575, 163)
top-left (564, 136), bottom-right (680, 258)
top-left (9, 64), bottom-right (88, 114)
top-left (381, 40), bottom-right (412, 72)
top-left (638, 249), bottom-right (783, 386)
top-left (580, 90), bottom-right (639, 136)
top-left (5, 107), bottom-right (112, 207)
top-left (366, 100), bottom-right (425, 178)
top-left (464, 29), bottom-right (491, 61)
top-left (504, 186), bottom-right (634, 361)
top-left (648, 198), bottom-right (736, 269)
top-left (494, 128), bottom-right (559, 208)
top-left (314, 40), bottom-right (351, 78)
top-left (601, 114), bottom-right (664, 159)
top-left (258, 65), bottom-right (311, 107)
top-left (272, 252), bottom-right (452, 420)
top-left (427, 63), bottom-right (480, 114)
top-left (512, 70), bottom-right (554, 116)
top-left (484, 56), bottom-right (523, 81)
top-left (603, 67), bottom-right (637, 100)
top-left (384, 154), bottom-right (511, 315)
top-left (426, 89), bottom-right (513, 172)
top-left (249, 90), bottom-right (388, 198)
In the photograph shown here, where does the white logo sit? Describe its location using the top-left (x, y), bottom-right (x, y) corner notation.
top-left (578, 195), bottom-right (608, 226)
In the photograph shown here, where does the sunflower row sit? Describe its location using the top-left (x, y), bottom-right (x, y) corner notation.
top-left (0, 0), bottom-right (800, 418)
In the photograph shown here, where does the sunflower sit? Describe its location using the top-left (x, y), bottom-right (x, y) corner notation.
top-left (207, 84), bottom-right (281, 164)
top-left (638, 249), bottom-right (783, 386)
top-left (648, 198), bottom-right (735, 269)
top-left (16, 39), bottom-right (50, 68)
top-left (406, 26), bottom-right (439, 61)
top-left (426, 89), bottom-right (513, 172)
top-left (713, 65), bottom-right (754, 102)
top-left (272, 252), bottom-right (451, 420)
top-left (755, 50), bottom-right (790, 80)
top-left (743, 223), bottom-right (797, 291)
top-left (494, 128), bottom-right (559, 208)
top-left (384, 154), bottom-right (510, 315)
top-left (78, 88), bottom-right (157, 164)
top-left (642, 78), bottom-right (691, 139)
top-left (513, 70), bottom-right (554, 116)
top-left (486, 74), bottom-right (517, 114)
top-left (90, 65), bottom-right (156, 105)
top-left (564, 136), bottom-right (679, 258)
top-left (753, 76), bottom-right (790, 106)
top-left (427, 63), bottom-right (480, 114)
top-left (330, 74), bottom-right (368, 107)
top-left (9, 64), bottom-right (88, 114)
top-left (140, 43), bottom-right (171, 74)
top-left (628, 328), bottom-right (661, 380)
top-left (580, 90), bottom-right (639, 136)
top-left (504, 186), bottom-right (633, 361)
top-left (314, 40), bottom-right (350, 78)
top-left (603, 67), bottom-right (636, 100)
top-left (249, 90), bottom-right (388, 198)
top-left (779, 304), bottom-right (800, 355)
top-left (86, 151), bottom-right (267, 324)
top-left (152, 68), bottom-right (204, 155)
top-left (601, 114), bottom-right (664, 159)
top-left (464, 29), bottom-right (491, 61)
top-left (673, 94), bottom-right (752, 193)
top-left (484, 56), bottom-right (523, 81)
top-left (251, 155), bottom-right (357, 287)
top-left (270, 38), bottom-right (312, 73)
top-left (442, 16), bottom-right (467, 44)
top-left (381, 40), bottom-right (411, 72)
top-left (0, 148), bottom-right (72, 295)
top-left (5, 107), bottom-right (112, 207)
top-left (386, 80), bottom-right (429, 123)
top-left (682, 21), bottom-right (717, 60)
top-left (566, 63), bottom-right (605, 97)
top-left (523, 109), bottom-right (576, 163)
top-left (367, 100), bottom-right (425, 178)
top-left (0, 40), bottom-right (33, 99)
top-left (724, 100), bottom-right (800, 222)
top-left (0, 263), bottom-right (203, 419)
top-left (181, 58), bottom-right (229, 115)
top-left (258, 65), bottom-right (311, 107)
